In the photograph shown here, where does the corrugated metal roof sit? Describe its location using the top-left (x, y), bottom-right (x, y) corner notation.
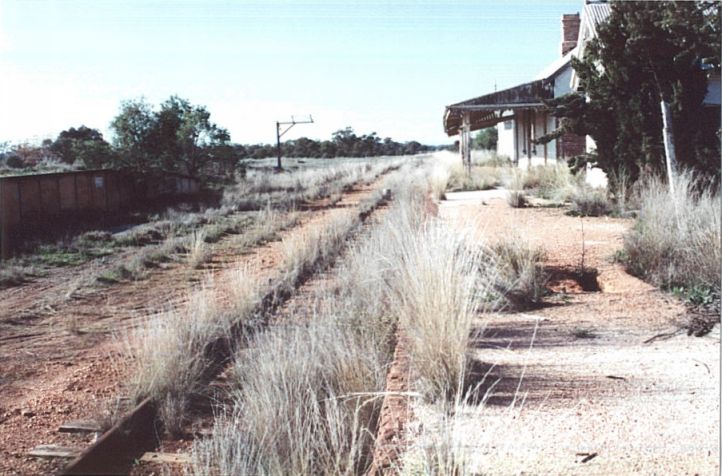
top-left (571, 2), bottom-right (611, 89)
top-left (582, 2), bottom-right (611, 37)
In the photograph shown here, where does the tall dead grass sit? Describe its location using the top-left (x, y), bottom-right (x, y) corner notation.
top-left (624, 171), bottom-right (720, 297)
top-left (193, 319), bottom-right (386, 476)
top-left (570, 186), bottom-right (611, 217)
top-left (443, 157), bottom-right (505, 193)
top-left (188, 230), bottom-right (211, 268)
top-left (189, 158), bottom-right (548, 474)
top-left (490, 238), bottom-right (547, 309)
top-left (385, 220), bottom-right (498, 400)
top-left (123, 269), bottom-right (260, 435)
top-left (505, 163), bottom-right (579, 202)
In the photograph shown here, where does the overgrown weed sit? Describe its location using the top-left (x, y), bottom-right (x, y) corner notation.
top-left (623, 171), bottom-right (720, 310)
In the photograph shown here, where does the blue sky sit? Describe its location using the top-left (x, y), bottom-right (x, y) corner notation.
top-left (0, 0), bottom-right (581, 145)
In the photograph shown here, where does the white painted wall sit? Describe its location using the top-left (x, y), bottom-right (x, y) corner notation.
top-left (497, 118), bottom-right (515, 160)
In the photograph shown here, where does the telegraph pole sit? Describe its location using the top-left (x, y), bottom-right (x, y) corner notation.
top-left (276, 115), bottom-right (314, 170)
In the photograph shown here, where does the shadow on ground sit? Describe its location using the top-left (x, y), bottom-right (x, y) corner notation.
top-left (465, 318), bottom-right (615, 407)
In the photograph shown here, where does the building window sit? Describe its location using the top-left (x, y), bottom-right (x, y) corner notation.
top-left (504, 120), bottom-right (512, 130)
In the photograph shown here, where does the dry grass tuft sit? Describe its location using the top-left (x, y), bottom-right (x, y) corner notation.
top-left (506, 190), bottom-right (529, 208)
top-left (490, 238), bottom-right (547, 309)
top-left (279, 212), bottom-right (358, 291)
top-left (445, 159), bottom-right (504, 193)
top-left (188, 231), bottom-right (211, 268)
top-left (385, 220), bottom-right (496, 401)
top-left (521, 164), bottom-right (577, 200)
top-left (0, 264), bottom-right (35, 289)
top-left (401, 403), bottom-right (472, 476)
top-left (570, 187), bottom-right (611, 217)
top-left (624, 171), bottom-right (720, 298)
top-left (123, 269), bottom-right (260, 435)
top-left (191, 320), bottom-right (385, 476)
top-left (429, 163), bottom-right (452, 200)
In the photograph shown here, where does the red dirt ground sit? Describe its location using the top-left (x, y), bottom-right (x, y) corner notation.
top-left (0, 181), bottom-right (383, 475)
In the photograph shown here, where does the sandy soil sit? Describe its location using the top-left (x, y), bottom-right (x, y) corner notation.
top-left (409, 190), bottom-right (720, 475)
top-left (0, 181), bottom-right (383, 476)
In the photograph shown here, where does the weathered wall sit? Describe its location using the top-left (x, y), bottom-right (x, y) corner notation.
top-left (0, 170), bottom-right (198, 259)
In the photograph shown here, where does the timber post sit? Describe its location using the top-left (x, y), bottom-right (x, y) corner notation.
top-left (461, 112), bottom-right (471, 174)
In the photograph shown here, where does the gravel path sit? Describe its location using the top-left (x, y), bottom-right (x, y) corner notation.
top-left (415, 189), bottom-right (720, 475)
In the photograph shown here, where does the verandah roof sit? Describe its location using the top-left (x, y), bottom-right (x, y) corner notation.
top-left (443, 78), bottom-right (554, 136)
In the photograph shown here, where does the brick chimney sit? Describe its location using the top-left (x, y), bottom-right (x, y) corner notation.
top-left (561, 13), bottom-right (580, 56)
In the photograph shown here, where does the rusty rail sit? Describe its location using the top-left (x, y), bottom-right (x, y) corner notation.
top-left (57, 187), bottom-right (392, 476)
top-left (60, 398), bottom-right (157, 475)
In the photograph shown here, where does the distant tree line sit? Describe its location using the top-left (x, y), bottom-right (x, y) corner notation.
top-left (0, 98), bottom-right (447, 183)
top-left (236, 127), bottom-right (438, 160)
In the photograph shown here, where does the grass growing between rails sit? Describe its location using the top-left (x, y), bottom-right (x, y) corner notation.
top-left (622, 172), bottom-right (721, 313)
top-left (101, 159), bottom-right (393, 283)
top-left (383, 212), bottom-right (501, 401)
top-left (95, 208), bottom-right (302, 284)
top-left (222, 157), bottom-right (408, 211)
top-left (122, 164), bottom-right (408, 437)
top-left (192, 319), bottom-right (387, 475)
top-left (188, 159), bottom-right (551, 475)
top-left (190, 169), bottom-right (428, 475)
top-left (123, 269), bottom-right (260, 436)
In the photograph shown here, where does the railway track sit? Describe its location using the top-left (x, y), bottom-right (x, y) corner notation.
top-left (0, 161), bottom-right (416, 476)
top-left (56, 170), bottom-right (411, 475)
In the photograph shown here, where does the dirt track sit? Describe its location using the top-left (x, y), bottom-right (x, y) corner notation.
top-left (422, 190), bottom-right (720, 475)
